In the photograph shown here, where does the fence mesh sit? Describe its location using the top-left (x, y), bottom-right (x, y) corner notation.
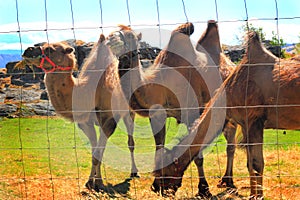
top-left (0, 0), bottom-right (300, 199)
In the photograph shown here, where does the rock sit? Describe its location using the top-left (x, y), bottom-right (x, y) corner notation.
top-left (0, 103), bottom-right (18, 117)
top-left (224, 46), bottom-right (245, 63)
top-left (4, 88), bottom-right (42, 103)
top-left (40, 91), bottom-right (49, 100)
top-left (76, 42), bottom-right (94, 70)
top-left (40, 81), bottom-right (46, 89)
top-left (266, 45), bottom-right (282, 57)
top-left (0, 92), bottom-right (5, 103)
top-left (26, 102), bottom-right (56, 116)
top-left (11, 79), bottom-right (25, 86)
top-left (0, 84), bottom-right (56, 117)
top-left (6, 61), bottom-right (44, 86)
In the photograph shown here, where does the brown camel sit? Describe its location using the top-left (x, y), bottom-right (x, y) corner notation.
top-left (153, 31), bottom-right (300, 199)
top-left (107, 22), bottom-right (237, 197)
top-left (21, 35), bottom-right (140, 192)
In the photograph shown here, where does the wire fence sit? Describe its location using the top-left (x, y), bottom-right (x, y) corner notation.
top-left (0, 0), bottom-right (300, 199)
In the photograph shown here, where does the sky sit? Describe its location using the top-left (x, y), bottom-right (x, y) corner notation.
top-left (0, 0), bottom-right (300, 52)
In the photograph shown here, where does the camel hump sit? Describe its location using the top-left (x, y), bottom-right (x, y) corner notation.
top-left (207, 20), bottom-right (217, 29)
top-left (99, 34), bottom-right (105, 43)
top-left (247, 31), bottom-right (261, 43)
top-left (196, 20), bottom-right (221, 56)
top-left (244, 30), bottom-right (278, 63)
top-left (174, 22), bottom-right (194, 36)
top-left (198, 20), bottom-right (220, 44)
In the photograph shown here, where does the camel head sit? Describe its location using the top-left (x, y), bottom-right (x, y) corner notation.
top-left (106, 25), bottom-right (142, 59)
top-left (151, 150), bottom-right (185, 196)
top-left (22, 42), bottom-right (76, 73)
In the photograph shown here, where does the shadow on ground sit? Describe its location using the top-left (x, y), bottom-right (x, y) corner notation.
top-left (81, 178), bottom-right (132, 199)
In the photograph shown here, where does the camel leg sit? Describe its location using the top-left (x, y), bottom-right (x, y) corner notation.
top-left (149, 114), bottom-right (166, 193)
top-left (149, 108), bottom-right (167, 168)
top-left (218, 120), bottom-right (237, 189)
top-left (123, 111), bottom-right (139, 178)
top-left (194, 154), bottom-right (212, 198)
top-left (245, 119), bottom-right (264, 199)
top-left (92, 116), bottom-right (118, 192)
top-left (77, 122), bottom-right (98, 190)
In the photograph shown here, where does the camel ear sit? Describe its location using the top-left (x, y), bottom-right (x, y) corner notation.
top-left (64, 47), bottom-right (74, 54)
top-left (137, 32), bottom-right (142, 41)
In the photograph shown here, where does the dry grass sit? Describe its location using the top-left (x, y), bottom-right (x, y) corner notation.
top-left (0, 146), bottom-right (299, 199)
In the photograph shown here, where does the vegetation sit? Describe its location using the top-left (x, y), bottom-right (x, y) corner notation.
top-left (270, 31), bottom-right (286, 46)
top-left (242, 23), bottom-right (266, 41)
top-left (0, 117), bottom-right (299, 199)
top-left (238, 23), bottom-right (289, 58)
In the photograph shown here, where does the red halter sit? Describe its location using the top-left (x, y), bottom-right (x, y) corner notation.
top-left (38, 48), bottom-right (73, 73)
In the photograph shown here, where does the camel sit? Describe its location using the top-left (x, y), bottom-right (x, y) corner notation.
top-left (152, 31), bottom-right (300, 199)
top-left (21, 35), bottom-right (140, 192)
top-left (106, 21), bottom-right (237, 197)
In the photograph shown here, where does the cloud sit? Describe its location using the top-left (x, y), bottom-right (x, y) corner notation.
top-left (0, 20), bottom-right (299, 51)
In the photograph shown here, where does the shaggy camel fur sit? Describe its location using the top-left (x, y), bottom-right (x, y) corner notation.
top-left (107, 22), bottom-right (237, 197)
top-left (153, 31), bottom-right (300, 199)
top-left (22, 35), bottom-right (139, 192)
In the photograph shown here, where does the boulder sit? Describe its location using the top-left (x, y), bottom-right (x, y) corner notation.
top-left (0, 103), bottom-right (18, 118)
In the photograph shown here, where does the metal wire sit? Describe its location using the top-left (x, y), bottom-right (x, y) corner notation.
top-left (15, 0), bottom-right (28, 199)
top-left (2, 0), bottom-right (300, 199)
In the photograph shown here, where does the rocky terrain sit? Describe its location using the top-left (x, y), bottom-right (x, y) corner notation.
top-left (0, 40), bottom-right (160, 118)
top-left (0, 39), bottom-right (286, 118)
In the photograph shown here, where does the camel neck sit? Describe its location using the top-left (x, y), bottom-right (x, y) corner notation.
top-left (44, 71), bottom-right (75, 121)
top-left (170, 90), bottom-right (225, 172)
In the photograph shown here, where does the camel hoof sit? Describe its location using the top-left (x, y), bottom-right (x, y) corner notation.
top-left (197, 182), bottom-right (212, 199)
top-left (196, 188), bottom-right (212, 199)
top-left (85, 180), bottom-right (94, 191)
top-left (85, 178), bottom-right (104, 192)
top-left (94, 178), bottom-right (104, 192)
top-left (196, 192), bottom-right (213, 199)
top-left (226, 187), bottom-right (239, 196)
top-left (130, 172), bottom-right (140, 178)
top-left (217, 180), bottom-right (237, 189)
top-left (150, 181), bottom-right (160, 193)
